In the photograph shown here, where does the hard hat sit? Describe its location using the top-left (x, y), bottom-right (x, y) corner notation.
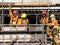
top-left (42, 10), bottom-right (46, 15)
top-left (13, 10), bottom-right (17, 14)
top-left (21, 13), bottom-right (27, 18)
top-left (50, 14), bottom-right (55, 18)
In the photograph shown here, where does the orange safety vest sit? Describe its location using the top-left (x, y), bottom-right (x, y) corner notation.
top-left (17, 18), bottom-right (23, 25)
top-left (40, 17), bottom-right (48, 24)
top-left (17, 18), bottom-right (29, 25)
top-left (51, 20), bottom-right (58, 25)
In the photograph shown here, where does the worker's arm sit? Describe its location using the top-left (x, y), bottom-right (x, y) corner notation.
top-left (47, 21), bottom-right (55, 26)
top-left (26, 19), bottom-right (29, 24)
top-left (8, 4), bottom-right (13, 17)
top-left (8, 4), bottom-right (13, 24)
top-left (9, 7), bottom-right (13, 17)
top-left (10, 16), bottom-right (12, 24)
top-left (9, 8), bottom-right (13, 24)
top-left (51, 20), bottom-right (58, 25)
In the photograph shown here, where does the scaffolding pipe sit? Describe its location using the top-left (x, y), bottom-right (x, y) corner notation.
top-left (21, 0), bottom-right (23, 15)
top-left (47, 0), bottom-right (50, 19)
top-left (47, 0), bottom-right (50, 45)
top-left (2, 0), bottom-right (5, 45)
top-left (2, 0), bottom-right (4, 24)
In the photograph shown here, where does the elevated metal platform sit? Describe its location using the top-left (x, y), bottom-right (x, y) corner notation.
top-left (0, 24), bottom-right (58, 45)
top-left (0, 24), bottom-right (43, 43)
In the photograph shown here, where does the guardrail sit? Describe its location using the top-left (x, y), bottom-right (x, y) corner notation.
top-left (0, 24), bottom-right (59, 45)
top-left (0, 24), bottom-right (44, 45)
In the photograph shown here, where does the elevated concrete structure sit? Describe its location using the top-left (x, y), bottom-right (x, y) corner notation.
top-left (0, 2), bottom-right (52, 6)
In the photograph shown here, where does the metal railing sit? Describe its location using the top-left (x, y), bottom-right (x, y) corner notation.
top-left (0, 24), bottom-right (59, 45)
top-left (0, 24), bottom-right (44, 45)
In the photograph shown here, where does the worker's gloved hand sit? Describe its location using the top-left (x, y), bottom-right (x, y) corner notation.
top-left (49, 29), bottom-right (53, 32)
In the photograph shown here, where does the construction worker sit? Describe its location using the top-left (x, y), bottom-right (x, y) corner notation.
top-left (49, 14), bottom-right (58, 26)
top-left (39, 10), bottom-right (48, 24)
top-left (9, 5), bottom-right (18, 24)
top-left (47, 14), bottom-right (59, 39)
top-left (39, 10), bottom-right (48, 30)
top-left (17, 13), bottom-right (29, 25)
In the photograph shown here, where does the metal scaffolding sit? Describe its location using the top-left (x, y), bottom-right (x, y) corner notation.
top-left (0, 0), bottom-right (60, 45)
top-left (2, 0), bottom-right (4, 24)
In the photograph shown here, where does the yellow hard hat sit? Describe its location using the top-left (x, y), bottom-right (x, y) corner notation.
top-left (50, 14), bottom-right (55, 18)
top-left (21, 13), bottom-right (27, 18)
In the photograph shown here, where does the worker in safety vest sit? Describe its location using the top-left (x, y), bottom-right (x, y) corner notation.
top-left (17, 13), bottom-right (29, 25)
top-left (40, 10), bottom-right (48, 24)
top-left (8, 4), bottom-right (18, 24)
top-left (39, 10), bottom-right (48, 30)
top-left (47, 14), bottom-right (59, 39)
top-left (9, 8), bottom-right (18, 24)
